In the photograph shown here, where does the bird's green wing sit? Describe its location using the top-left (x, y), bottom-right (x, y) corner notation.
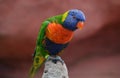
top-left (29, 15), bottom-right (63, 78)
top-left (29, 21), bottom-right (50, 78)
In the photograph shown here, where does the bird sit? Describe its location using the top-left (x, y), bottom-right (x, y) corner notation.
top-left (29, 9), bottom-right (85, 78)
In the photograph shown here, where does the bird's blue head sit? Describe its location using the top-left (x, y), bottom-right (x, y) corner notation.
top-left (62, 9), bottom-right (86, 31)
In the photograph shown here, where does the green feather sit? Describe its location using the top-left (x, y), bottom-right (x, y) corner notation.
top-left (47, 15), bottom-right (63, 24)
top-left (29, 21), bottom-right (50, 78)
top-left (29, 14), bottom-right (63, 78)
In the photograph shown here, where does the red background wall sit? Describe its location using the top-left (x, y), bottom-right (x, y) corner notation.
top-left (0, 0), bottom-right (120, 78)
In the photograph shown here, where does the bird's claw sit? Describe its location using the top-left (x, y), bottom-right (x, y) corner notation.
top-left (46, 55), bottom-right (64, 65)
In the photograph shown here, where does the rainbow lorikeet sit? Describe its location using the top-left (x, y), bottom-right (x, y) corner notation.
top-left (29, 9), bottom-right (85, 78)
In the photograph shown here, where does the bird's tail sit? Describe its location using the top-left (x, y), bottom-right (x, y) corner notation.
top-left (28, 56), bottom-right (46, 78)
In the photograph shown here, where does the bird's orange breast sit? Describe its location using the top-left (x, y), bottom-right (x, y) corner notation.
top-left (46, 23), bottom-right (73, 44)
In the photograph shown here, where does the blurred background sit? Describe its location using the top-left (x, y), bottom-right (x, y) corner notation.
top-left (0, 0), bottom-right (120, 78)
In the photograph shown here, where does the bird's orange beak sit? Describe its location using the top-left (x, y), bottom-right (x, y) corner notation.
top-left (77, 22), bottom-right (84, 30)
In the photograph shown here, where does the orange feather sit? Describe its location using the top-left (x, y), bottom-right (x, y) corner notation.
top-left (46, 23), bottom-right (73, 44)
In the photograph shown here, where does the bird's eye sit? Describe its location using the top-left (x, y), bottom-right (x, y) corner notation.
top-left (73, 16), bottom-right (76, 19)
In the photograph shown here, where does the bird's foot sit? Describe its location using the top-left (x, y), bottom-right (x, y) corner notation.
top-left (46, 55), bottom-right (64, 65)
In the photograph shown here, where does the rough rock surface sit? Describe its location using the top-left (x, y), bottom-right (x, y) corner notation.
top-left (42, 56), bottom-right (68, 78)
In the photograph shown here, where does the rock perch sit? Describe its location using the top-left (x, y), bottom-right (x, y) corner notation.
top-left (42, 56), bottom-right (69, 78)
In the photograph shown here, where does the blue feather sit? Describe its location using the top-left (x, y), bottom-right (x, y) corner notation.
top-left (44, 38), bottom-right (69, 55)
